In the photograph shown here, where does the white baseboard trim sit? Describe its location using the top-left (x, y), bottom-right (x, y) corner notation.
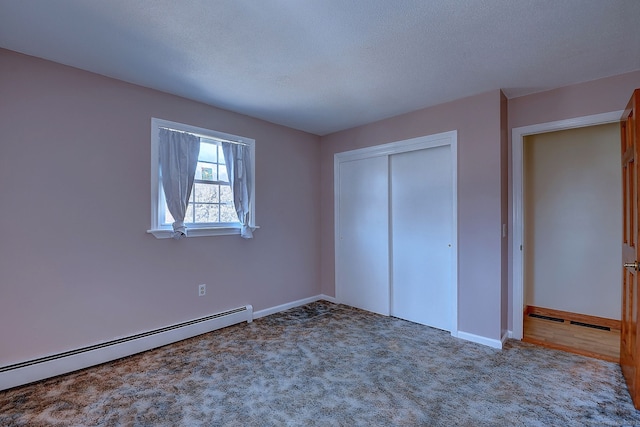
top-left (457, 330), bottom-right (504, 349)
top-left (501, 331), bottom-right (509, 345)
top-left (319, 294), bottom-right (337, 304)
top-left (253, 294), bottom-right (337, 319)
top-left (0, 305), bottom-right (253, 392)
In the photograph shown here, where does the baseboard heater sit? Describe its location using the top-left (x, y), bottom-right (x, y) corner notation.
top-left (0, 305), bottom-right (253, 391)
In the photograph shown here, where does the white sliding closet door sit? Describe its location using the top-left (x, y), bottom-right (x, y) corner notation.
top-left (335, 156), bottom-right (390, 315)
top-left (390, 146), bottom-right (454, 331)
top-left (335, 131), bottom-right (457, 334)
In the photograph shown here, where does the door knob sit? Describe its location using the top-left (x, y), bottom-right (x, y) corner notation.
top-left (624, 261), bottom-right (639, 271)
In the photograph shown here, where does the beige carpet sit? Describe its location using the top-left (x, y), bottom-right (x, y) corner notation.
top-left (1, 301), bottom-right (639, 426)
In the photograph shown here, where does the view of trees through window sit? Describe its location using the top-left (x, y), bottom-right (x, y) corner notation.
top-left (164, 138), bottom-right (239, 225)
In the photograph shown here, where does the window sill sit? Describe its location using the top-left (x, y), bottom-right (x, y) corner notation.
top-left (147, 226), bottom-right (259, 239)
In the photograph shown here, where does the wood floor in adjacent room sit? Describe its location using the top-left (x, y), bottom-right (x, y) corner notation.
top-left (523, 315), bottom-right (620, 363)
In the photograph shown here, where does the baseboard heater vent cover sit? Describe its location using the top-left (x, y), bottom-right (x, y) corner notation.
top-left (528, 313), bottom-right (564, 323)
top-left (570, 320), bottom-right (610, 331)
top-left (0, 305), bottom-right (253, 391)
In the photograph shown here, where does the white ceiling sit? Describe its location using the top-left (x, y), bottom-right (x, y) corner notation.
top-left (1, 1), bottom-right (639, 136)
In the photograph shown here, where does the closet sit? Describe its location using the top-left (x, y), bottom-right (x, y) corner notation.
top-left (334, 131), bottom-right (458, 333)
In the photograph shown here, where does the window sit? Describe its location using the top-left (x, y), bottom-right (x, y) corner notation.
top-left (148, 118), bottom-right (256, 239)
top-left (165, 138), bottom-right (237, 225)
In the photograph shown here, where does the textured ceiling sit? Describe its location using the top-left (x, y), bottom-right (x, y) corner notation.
top-left (1, 0), bottom-right (640, 135)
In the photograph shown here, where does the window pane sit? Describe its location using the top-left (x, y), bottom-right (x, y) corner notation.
top-left (194, 203), bottom-right (219, 223)
top-left (221, 203), bottom-right (239, 223)
top-left (199, 141), bottom-right (217, 163)
top-left (220, 185), bottom-right (233, 204)
top-left (194, 183), bottom-right (219, 203)
top-left (184, 204), bottom-right (194, 224)
top-left (195, 162), bottom-right (217, 181)
top-left (218, 145), bottom-right (225, 164)
top-left (218, 164), bottom-right (228, 182)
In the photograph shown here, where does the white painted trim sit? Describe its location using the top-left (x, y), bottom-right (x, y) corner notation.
top-left (511, 111), bottom-right (623, 340)
top-left (0, 305), bottom-right (253, 391)
top-left (457, 331), bottom-right (504, 349)
top-left (253, 294), bottom-right (337, 319)
top-left (334, 131), bottom-right (456, 162)
top-left (450, 135), bottom-right (459, 337)
top-left (501, 332), bottom-right (509, 346)
top-left (147, 225), bottom-right (260, 239)
top-left (319, 294), bottom-right (338, 304)
top-left (334, 130), bottom-right (458, 336)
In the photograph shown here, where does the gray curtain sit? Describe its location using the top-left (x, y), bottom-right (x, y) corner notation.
top-left (222, 142), bottom-right (253, 239)
top-left (159, 128), bottom-right (200, 239)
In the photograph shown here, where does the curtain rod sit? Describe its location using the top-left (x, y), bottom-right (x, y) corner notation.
top-left (159, 126), bottom-right (249, 146)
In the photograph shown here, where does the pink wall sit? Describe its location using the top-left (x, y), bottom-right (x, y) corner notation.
top-left (509, 71), bottom-right (640, 129)
top-left (0, 49), bottom-right (321, 366)
top-left (507, 70), bottom-right (640, 330)
top-left (319, 90), bottom-right (507, 340)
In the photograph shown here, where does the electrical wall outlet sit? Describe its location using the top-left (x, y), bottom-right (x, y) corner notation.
top-left (198, 284), bottom-right (206, 296)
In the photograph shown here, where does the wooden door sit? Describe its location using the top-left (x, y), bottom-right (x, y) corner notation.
top-left (621, 88), bottom-right (640, 409)
top-left (390, 146), bottom-right (454, 331)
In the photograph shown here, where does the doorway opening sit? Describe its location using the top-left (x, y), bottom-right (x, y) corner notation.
top-left (512, 111), bottom-right (623, 361)
top-left (521, 123), bottom-right (620, 361)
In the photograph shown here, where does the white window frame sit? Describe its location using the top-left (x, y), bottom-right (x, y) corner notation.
top-left (147, 118), bottom-right (256, 239)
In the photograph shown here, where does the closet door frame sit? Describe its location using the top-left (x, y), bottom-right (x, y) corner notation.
top-left (334, 130), bottom-right (459, 337)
